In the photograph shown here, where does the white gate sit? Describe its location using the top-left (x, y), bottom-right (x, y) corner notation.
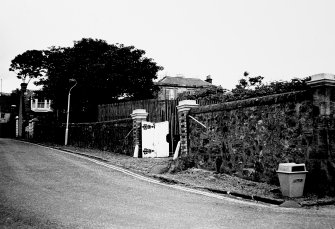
top-left (142, 121), bottom-right (169, 158)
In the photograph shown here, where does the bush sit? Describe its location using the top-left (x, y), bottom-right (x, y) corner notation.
top-left (178, 73), bottom-right (311, 102)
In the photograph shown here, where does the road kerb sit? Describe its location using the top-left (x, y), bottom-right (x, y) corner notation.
top-left (21, 141), bottom-right (332, 208)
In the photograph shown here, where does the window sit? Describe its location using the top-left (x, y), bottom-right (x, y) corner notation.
top-left (166, 88), bottom-right (176, 100)
top-left (38, 102), bottom-right (44, 108)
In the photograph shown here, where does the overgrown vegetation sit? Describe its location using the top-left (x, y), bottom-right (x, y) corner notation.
top-left (178, 71), bottom-right (311, 102)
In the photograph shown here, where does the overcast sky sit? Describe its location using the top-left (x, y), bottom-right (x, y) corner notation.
top-left (1, 0), bottom-right (335, 93)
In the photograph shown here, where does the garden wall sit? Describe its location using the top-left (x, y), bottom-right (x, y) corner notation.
top-left (187, 88), bottom-right (335, 195)
top-left (32, 118), bottom-right (134, 155)
top-left (67, 118), bottom-right (134, 155)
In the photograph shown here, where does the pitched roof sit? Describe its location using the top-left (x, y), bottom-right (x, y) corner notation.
top-left (156, 76), bottom-right (212, 87)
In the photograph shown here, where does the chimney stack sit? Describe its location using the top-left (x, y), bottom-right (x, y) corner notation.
top-left (205, 75), bottom-right (212, 84)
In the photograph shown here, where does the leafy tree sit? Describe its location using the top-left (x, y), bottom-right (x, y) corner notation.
top-left (9, 50), bottom-right (46, 84)
top-left (13, 38), bottom-right (163, 122)
top-left (230, 73), bottom-right (309, 101)
top-left (235, 71), bottom-right (264, 90)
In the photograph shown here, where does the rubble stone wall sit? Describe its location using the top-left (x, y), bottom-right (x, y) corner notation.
top-left (188, 90), bottom-right (335, 195)
top-left (68, 119), bottom-right (134, 155)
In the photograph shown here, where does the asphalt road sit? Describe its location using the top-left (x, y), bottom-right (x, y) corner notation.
top-left (0, 138), bottom-right (334, 229)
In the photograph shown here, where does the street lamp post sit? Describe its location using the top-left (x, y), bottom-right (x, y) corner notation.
top-left (64, 79), bottom-right (77, 145)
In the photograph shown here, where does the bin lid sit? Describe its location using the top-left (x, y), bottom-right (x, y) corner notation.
top-left (276, 163), bottom-right (308, 173)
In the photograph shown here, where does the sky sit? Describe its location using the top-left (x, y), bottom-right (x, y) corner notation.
top-left (1, 0), bottom-right (335, 93)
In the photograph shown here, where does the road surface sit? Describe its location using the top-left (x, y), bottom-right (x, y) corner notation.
top-left (0, 138), bottom-right (334, 228)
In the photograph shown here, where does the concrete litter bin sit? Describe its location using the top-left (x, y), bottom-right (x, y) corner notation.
top-left (276, 163), bottom-right (308, 198)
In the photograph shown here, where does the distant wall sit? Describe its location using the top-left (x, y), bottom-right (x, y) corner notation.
top-left (32, 118), bottom-right (134, 155)
top-left (33, 120), bottom-right (64, 144)
top-left (67, 119), bottom-right (134, 155)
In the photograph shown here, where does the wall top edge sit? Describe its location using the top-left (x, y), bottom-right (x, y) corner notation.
top-left (190, 90), bottom-right (309, 114)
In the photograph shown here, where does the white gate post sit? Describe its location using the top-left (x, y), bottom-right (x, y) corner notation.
top-left (15, 116), bottom-right (19, 138)
top-left (130, 109), bottom-right (148, 158)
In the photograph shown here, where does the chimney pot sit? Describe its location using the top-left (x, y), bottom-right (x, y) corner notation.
top-left (205, 75), bottom-right (212, 84)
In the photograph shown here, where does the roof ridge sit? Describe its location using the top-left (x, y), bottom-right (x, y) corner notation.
top-left (156, 75), bottom-right (212, 87)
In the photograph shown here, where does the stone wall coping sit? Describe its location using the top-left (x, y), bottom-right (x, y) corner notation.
top-left (177, 100), bottom-right (199, 113)
top-left (307, 73), bottom-right (335, 88)
top-left (66, 118), bottom-right (132, 126)
top-left (178, 106), bottom-right (199, 113)
top-left (190, 90), bottom-right (309, 114)
top-left (310, 73), bottom-right (335, 81)
top-left (130, 109), bottom-right (148, 119)
top-left (178, 100), bottom-right (198, 106)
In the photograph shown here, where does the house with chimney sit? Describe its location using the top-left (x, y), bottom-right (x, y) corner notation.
top-left (156, 75), bottom-right (214, 100)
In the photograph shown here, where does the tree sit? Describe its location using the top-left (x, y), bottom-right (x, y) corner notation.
top-left (9, 50), bottom-right (46, 84)
top-left (9, 49), bottom-right (47, 136)
top-left (14, 38), bottom-right (163, 122)
top-left (235, 71), bottom-right (264, 90)
top-left (230, 72), bottom-right (309, 100)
